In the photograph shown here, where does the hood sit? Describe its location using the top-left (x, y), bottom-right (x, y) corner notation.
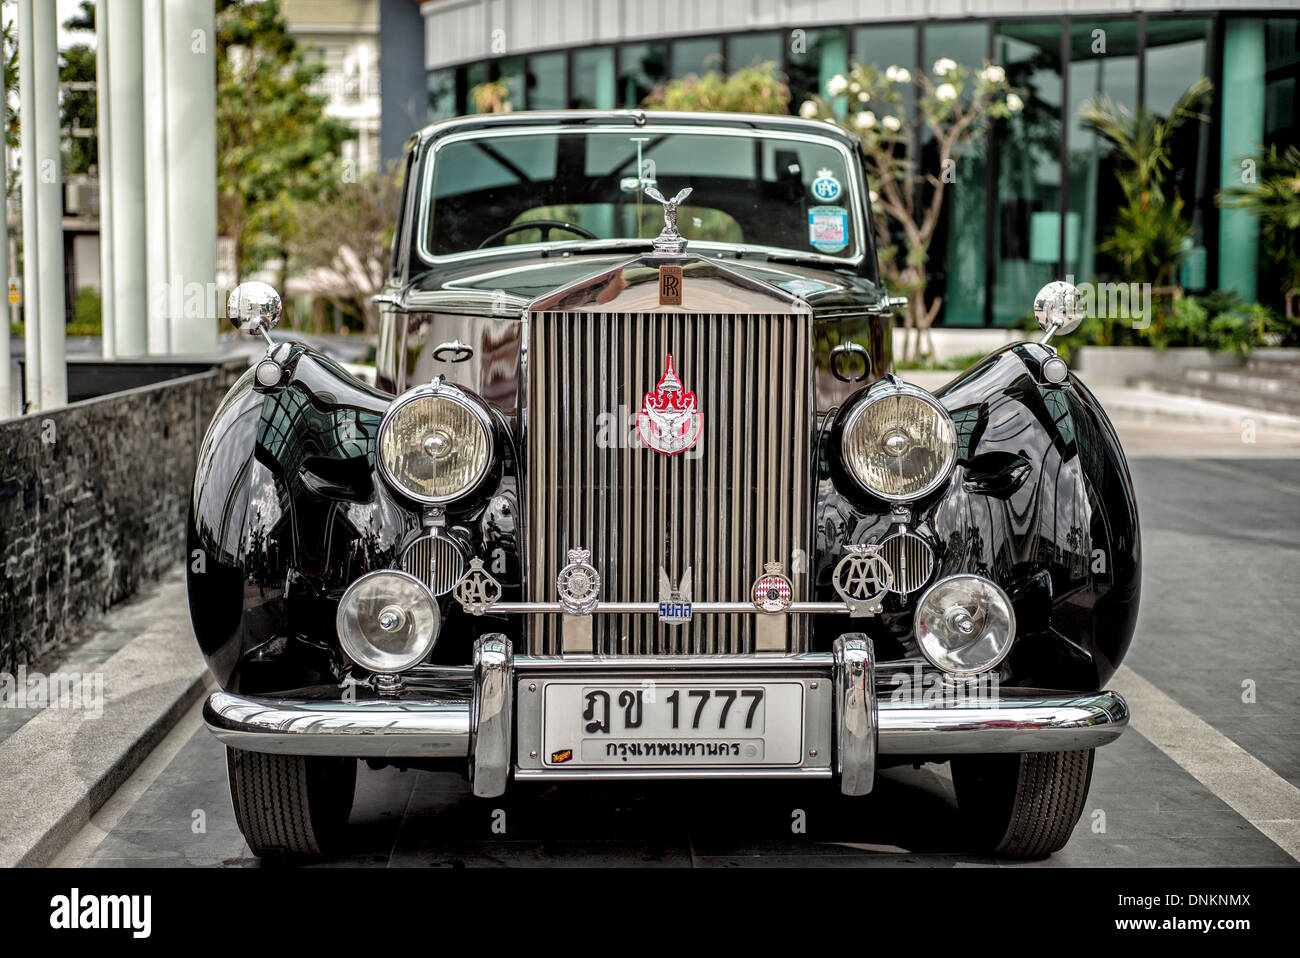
top-left (398, 248), bottom-right (885, 320)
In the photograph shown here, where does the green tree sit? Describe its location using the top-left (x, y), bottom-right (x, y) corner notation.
top-left (642, 62), bottom-right (790, 114)
top-left (802, 59), bottom-right (1021, 362)
top-left (1077, 78), bottom-right (1211, 290)
top-left (59, 8), bottom-right (97, 176)
top-left (1218, 144), bottom-right (1300, 320)
top-left (217, 0), bottom-right (355, 283)
top-left (288, 162), bottom-right (404, 333)
top-left (2, 13), bottom-right (17, 157)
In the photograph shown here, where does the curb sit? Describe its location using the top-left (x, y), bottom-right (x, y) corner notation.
top-left (0, 576), bottom-right (210, 868)
top-left (1093, 386), bottom-right (1300, 436)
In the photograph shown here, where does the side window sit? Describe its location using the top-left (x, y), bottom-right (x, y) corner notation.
top-left (390, 147), bottom-right (416, 278)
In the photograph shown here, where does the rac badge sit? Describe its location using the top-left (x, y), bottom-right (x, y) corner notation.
top-left (637, 354), bottom-right (702, 456)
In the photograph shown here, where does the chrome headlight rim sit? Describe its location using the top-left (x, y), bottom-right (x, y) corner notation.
top-left (375, 380), bottom-right (496, 505)
top-left (335, 568), bottom-right (442, 674)
top-left (839, 380), bottom-right (958, 503)
top-left (913, 573), bottom-right (1017, 677)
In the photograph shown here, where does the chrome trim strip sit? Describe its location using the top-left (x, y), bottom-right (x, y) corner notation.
top-left (514, 768), bottom-right (835, 782)
top-left (469, 634), bottom-right (513, 798)
top-left (204, 661), bottom-right (1129, 762)
top-left (876, 689), bottom-right (1129, 755)
top-left (833, 634), bottom-right (876, 796)
top-left (476, 600), bottom-right (849, 615)
top-left (202, 690), bottom-right (470, 758)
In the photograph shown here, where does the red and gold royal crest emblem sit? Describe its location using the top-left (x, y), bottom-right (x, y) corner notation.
top-left (636, 354), bottom-right (702, 456)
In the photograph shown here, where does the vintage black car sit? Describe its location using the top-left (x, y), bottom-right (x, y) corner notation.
top-left (191, 111), bottom-right (1139, 860)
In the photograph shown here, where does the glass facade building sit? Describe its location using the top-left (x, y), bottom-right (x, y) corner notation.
top-left (423, 10), bottom-right (1299, 326)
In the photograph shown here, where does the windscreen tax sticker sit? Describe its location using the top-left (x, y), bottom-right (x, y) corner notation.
top-left (808, 205), bottom-right (848, 254)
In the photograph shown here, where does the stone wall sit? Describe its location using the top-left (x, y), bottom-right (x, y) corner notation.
top-left (0, 367), bottom-right (238, 673)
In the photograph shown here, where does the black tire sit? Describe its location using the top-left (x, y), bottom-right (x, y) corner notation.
top-left (226, 747), bottom-right (357, 861)
top-left (951, 749), bottom-right (1095, 859)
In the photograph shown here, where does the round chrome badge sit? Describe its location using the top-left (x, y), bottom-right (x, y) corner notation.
top-left (452, 557), bottom-right (503, 616)
top-left (751, 561), bottom-right (793, 613)
top-left (557, 547), bottom-right (601, 615)
top-left (832, 544), bottom-right (895, 617)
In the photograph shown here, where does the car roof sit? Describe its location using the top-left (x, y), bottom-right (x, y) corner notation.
top-left (408, 109), bottom-right (863, 152)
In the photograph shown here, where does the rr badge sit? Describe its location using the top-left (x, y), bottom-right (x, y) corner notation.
top-left (637, 354), bottom-right (702, 456)
top-left (658, 264), bottom-right (683, 305)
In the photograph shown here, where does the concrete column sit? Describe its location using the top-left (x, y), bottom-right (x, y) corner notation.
top-left (18, 0), bottom-right (39, 410)
top-left (1218, 19), bottom-right (1266, 304)
top-left (142, 0), bottom-right (170, 354)
top-left (33, 0), bottom-right (66, 409)
top-left (106, 0), bottom-right (148, 358)
top-left (163, 0), bottom-right (218, 354)
top-left (96, 2), bottom-right (115, 360)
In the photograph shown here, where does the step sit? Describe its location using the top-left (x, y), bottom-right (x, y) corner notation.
top-left (1181, 366), bottom-right (1300, 398)
top-left (1246, 355), bottom-right (1300, 378)
top-left (1132, 375), bottom-right (1300, 417)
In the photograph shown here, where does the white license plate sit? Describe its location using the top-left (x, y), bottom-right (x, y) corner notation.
top-left (540, 681), bottom-right (806, 767)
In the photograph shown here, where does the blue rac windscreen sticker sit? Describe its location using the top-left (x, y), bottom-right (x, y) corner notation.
top-left (810, 168), bottom-right (842, 202)
top-left (808, 206), bottom-right (848, 254)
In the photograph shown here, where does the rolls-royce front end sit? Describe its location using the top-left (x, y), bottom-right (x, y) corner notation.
top-left (191, 112), bottom-right (1139, 861)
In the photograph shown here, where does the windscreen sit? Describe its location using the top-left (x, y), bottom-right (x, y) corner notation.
top-left (425, 129), bottom-right (859, 261)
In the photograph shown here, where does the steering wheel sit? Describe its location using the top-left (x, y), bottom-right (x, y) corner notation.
top-left (477, 219), bottom-right (598, 249)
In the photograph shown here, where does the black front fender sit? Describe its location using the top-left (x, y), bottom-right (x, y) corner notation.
top-left (815, 343), bottom-right (1141, 690)
top-left (187, 347), bottom-right (413, 695)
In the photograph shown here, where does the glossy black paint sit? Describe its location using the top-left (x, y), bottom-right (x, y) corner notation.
top-left (190, 112), bottom-right (1139, 700)
top-left (812, 344), bottom-right (1141, 691)
top-left (187, 347), bottom-right (523, 695)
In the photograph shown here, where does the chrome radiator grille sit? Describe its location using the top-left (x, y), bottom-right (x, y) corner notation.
top-left (524, 309), bottom-right (813, 655)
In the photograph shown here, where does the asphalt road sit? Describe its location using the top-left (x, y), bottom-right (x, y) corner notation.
top-left (57, 423), bottom-right (1300, 867)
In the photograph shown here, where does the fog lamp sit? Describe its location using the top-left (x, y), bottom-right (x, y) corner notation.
top-left (336, 570), bottom-right (441, 673)
top-left (914, 574), bottom-right (1015, 675)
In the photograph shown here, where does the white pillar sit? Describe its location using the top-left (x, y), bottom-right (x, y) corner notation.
top-left (163, 0), bottom-right (218, 354)
top-left (0, 41), bottom-right (10, 418)
top-left (32, 0), bottom-right (66, 409)
top-left (142, 0), bottom-right (169, 354)
top-left (96, 1), bottom-right (115, 361)
top-left (18, 0), bottom-right (39, 411)
top-left (106, 0), bottom-right (147, 358)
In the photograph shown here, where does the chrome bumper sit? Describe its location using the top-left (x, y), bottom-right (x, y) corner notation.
top-left (204, 634), bottom-right (1130, 798)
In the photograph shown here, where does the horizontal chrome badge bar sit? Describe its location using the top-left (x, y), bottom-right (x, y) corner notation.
top-left (464, 600), bottom-right (851, 616)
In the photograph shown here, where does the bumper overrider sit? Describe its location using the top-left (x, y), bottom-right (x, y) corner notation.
top-left (204, 635), bottom-right (1129, 798)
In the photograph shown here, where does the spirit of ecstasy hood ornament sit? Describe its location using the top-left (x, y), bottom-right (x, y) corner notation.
top-left (644, 184), bottom-right (692, 254)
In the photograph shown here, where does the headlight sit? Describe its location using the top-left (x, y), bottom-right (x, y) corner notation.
top-left (377, 383), bottom-right (493, 503)
top-left (914, 574), bottom-right (1015, 676)
top-left (840, 381), bottom-right (957, 501)
top-left (336, 570), bottom-right (441, 673)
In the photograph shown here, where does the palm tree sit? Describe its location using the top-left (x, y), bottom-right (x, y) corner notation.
top-left (1219, 144), bottom-right (1300, 319)
top-left (1077, 78), bottom-right (1212, 289)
